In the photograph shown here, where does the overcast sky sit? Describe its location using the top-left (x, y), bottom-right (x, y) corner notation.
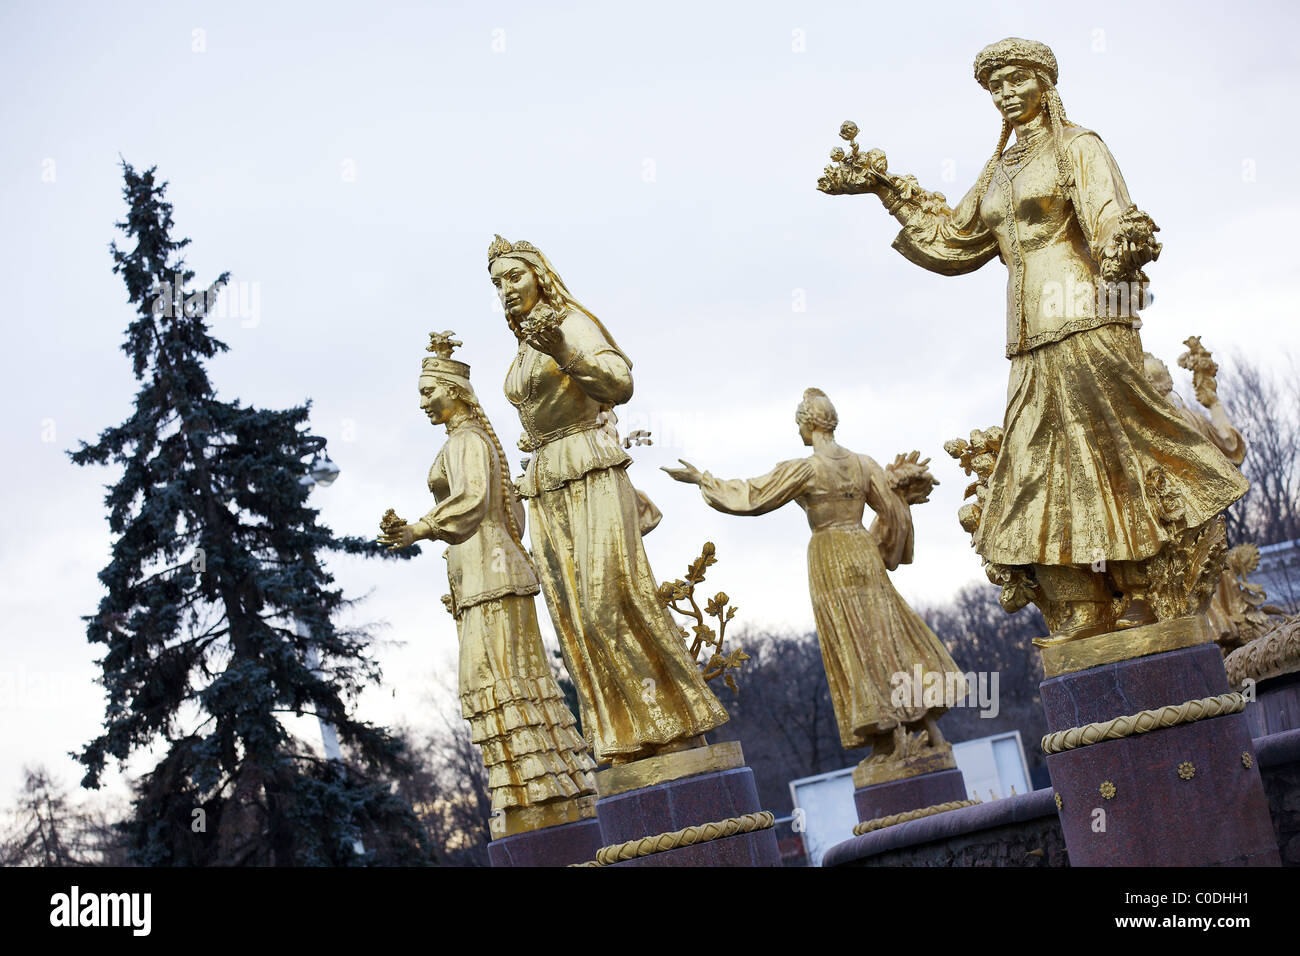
top-left (4, 0), bottom-right (1299, 806)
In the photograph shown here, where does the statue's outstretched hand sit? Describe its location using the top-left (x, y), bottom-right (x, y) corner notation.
top-left (817, 139), bottom-right (889, 196)
top-left (662, 459), bottom-right (704, 485)
top-left (378, 508), bottom-right (418, 550)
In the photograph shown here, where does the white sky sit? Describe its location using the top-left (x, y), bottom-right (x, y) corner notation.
top-left (3, 0), bottom-right (1300, 804)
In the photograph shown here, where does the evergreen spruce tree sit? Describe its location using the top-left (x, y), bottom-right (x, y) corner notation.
top-left (71, 161), bottom-right (432, 866)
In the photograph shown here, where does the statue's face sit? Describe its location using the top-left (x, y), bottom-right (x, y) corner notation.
top-left (419, 375), bottom-right (457, 424)
top-left (490, 257), bottom-right (541, 319)
top-left (987, 65), bottom-right (1044, 125)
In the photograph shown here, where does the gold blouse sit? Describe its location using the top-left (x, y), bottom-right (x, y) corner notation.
top-left (891, 126), bottom-right (1136, 357)
top-left (698, 450), bottom-right (916, 571)
top-left (504, 311), bottom-right (632, 498)
top-left (424, 423), bottom-right (538, 616)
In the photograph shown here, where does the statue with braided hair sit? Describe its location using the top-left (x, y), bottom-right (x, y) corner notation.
top-left (488, 236), bottom-right (729, 766)
top-left (377, 331), bottom-right (597, 835)
top-left (665, 389), bottom-right (962, 776)
top-left (817, 38), bottom-right (1249, 643)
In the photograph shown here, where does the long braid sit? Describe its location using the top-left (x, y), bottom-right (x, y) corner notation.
top-left (1040, 75), bottom-right (1075, 191)
top-left (971, 118), bottom-right (1012, 212)
top-left (465, 397), bottom-right (530, 562)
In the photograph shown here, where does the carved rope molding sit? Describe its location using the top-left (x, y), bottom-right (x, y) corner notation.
top-left (570, 811), bottom-right (776, 867)
top-left (852, 799), bottom-right (982, 836)
top-left (1040, 692), bottom-right (1245, 756)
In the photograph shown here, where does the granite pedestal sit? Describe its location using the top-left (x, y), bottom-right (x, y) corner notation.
top-left (487, 816), bottom-right (606, 867)
top-left (1041, 638), bottom-right (1279, 866)
top-left (592, 742), bottom-right (781, 867)
top-left (853, 767), bottom-right (969, 826)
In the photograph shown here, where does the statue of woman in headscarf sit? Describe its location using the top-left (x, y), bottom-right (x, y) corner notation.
top-left (817, 38), bottom-right (1249, 643)
top-left (487, 237), bottom-right (729, 765)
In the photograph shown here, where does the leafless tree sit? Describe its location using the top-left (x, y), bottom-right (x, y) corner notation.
top-left (0, 766), bottom-right (131, 866)
top-left (1220, 353), bottom-right (1300, 547)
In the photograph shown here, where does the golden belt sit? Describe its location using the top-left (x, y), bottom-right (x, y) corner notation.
top-left (521, 419), bottom-right (602, 452)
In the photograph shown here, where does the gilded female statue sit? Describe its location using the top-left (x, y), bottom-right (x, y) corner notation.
top-left (487, 236), bottom-right (729, 765)
top-left (818, 38), bottom-right (1249, 642)
top-left (664, 389), bottom-right (958, 766)
top-left (377, 332), bottom-right (596, 831)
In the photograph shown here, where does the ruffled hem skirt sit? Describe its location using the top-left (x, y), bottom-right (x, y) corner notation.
top-left (456, 594), bottom-right (596, 812)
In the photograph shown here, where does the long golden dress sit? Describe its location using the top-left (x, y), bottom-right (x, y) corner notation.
top-left (697, 449), bottom-right (960, 749)
top-left (505, 311), bottom-right (729, 764)
top-left (424, 420), bottom-right (595, 813)
top-left (889, 124), bottom-right (1248, 567)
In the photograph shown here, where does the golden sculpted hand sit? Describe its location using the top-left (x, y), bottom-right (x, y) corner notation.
top-left (519, 304), bottom-right (574, 365)
top-left (525, 325), bottom-right (571, 364)
top-left (377, 508), bottom-right (425, 550)
top-left (377, 523), bottom-right (418, 550)
top-left (662, 459), bottom-right (705, 486)
top-left (817, 121), bottom-right (891, 196)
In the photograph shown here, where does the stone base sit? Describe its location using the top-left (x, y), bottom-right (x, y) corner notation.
top-left (853, 768), bottom-right (969, 824)
top-left (1258, 728), bottom-right (1300, 865)
top-left (1041, 638), bottom-right (1279, 866)
top-left (594, 759), bottom-right (780, 867)
top-left (487, 817), bottom-right (606, 867)
top-left (852, 746), bottom-right (957, 789)
top-left (1244, 672), bottom-right (1300, 738)
top-left (824, 789), bottom-right (1066, 867)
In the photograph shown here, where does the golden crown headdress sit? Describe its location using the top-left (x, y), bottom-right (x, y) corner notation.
top-left (422, 330), bottom-right (470, 382)
top-left (974, 38), bottom-right (1058, 89)
top-left (487, 234), bottom-right (541, 263)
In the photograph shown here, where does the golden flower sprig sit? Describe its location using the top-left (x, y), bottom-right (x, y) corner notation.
top-left (657, 542), bottom-right (748, 691)
top-left (1178, 335), bottom-right (1220, 408)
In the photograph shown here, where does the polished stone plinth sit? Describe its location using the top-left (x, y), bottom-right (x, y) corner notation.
top-left (1041, 640), bottom-right (1279, 866)
top-left (487, 817), bottom-right (605, 867)
top-left (853, 767), bottom-right (968, 825)
top-left (592, 743), bottom-right (780, 867)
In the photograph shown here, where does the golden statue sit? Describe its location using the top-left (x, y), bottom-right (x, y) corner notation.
top-left (820, 38), bottom-right (1249, 643)
top-left (377, 331), bottom-right (596, 834)
top-left (488, 237), bottom-right (729, 765)
top-left (664, 388), bottom-right (961, 776)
